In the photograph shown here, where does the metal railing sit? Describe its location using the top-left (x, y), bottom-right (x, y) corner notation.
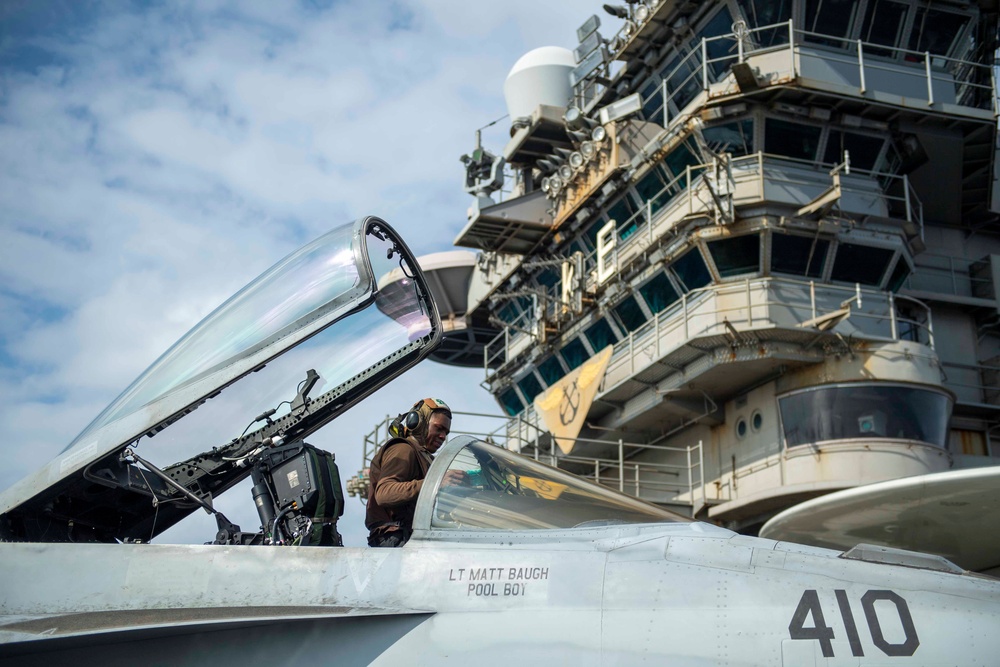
top-left (358, 408), bottom-right (712, 512)
top-left (659, 19), bottom-right (996, 121)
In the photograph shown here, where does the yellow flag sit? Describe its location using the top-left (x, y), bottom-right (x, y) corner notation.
top-left (533, 345), bottom-right (614, 454)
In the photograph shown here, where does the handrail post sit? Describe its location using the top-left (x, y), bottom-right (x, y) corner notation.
top-left (746, 278), bottom-right (753, 326)
top-left (903, 174), bottom-right (913, 223)
top-left (647, 198), bottom-right (653, 244)
top-left (687, 165), bottom-right (693, 215)
top-left (925, 51), bottom-right (934, 105)
top-left (810, 280), bottom-right (816, 320)
top-left (618, 439), bottom-right (625, 492)
top-left (927, 307), bottom-right (935, 349)
top-left (857, 39), bottom-right (866, 93)
top-left (683, 293), bottom-right (689, 338)
top-left (701, 39), bottom-right (709, 90)
top-left (699, 440), bottom-right (705, 506)
top-left (662, 79), bottom-right (669, 128)
top-left (686, 444), bottom-right (693, 504)
top-left (595, 458), bottom-right (600, 485)
top-left (758, 150), bottom-right (764, 199)
top-left (788, 20), bottom-right (795, 76)
top-left (889, 291), bottom-right (898, 339)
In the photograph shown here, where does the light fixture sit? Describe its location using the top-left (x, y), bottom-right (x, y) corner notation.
top-left (591, 126), bottom-right (608, 142)
top-left (568, 129), bottom-right (589, 142)
top-left (554, 147), bottom-right (573, 158)
top-left (558, 164), bottom-right (574, 180)
top-left (569, 152), bottom-right (585, 168)
top-left (622, 20), bottom-right (636, 37)
top-left (602, 4), bottom-right (628, 18)
top-left (538, 159), bottom-right (557, 172)
top-left (549, 175), bottom-right (563, 191)
top-left (635, 3), bottom-right (650, 22)
top-left (541, 177), bottom-right (552, 193)
top-left (581, 141), bottom-right (596, 158)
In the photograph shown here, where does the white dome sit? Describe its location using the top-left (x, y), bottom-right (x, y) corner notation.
top-left (503, 46), bottom-right (575, 124)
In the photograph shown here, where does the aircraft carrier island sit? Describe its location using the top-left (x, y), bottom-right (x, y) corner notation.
top-left (373, 0), bottom-right (1000, 575)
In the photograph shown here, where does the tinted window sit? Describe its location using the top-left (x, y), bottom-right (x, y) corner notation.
top-left (804, 0), bottom-right (857, 48)
top-left (641, 79), bottom-right (664, 123)
top-left (736, 0), bottom-right (792, 46)
top-left (517, 372), bottom-right (543, 404)
top-left (634, 167), bottom-right (668, 216)
top-left (672, 249), bottom-right (713, 290)
top-left (614, 295), bottom-right (648, 332)
top-left (639, 271), bottom-right (680, 314)
top-left (908, 8), bottom-right (968, 57)
top-left (887, 257), bottom-right (910, 292)
top-left (860, 0), bottom-right (908, 55)
top-left (702, 119), bottom-right (754, 157)
top-left (560, 337), bottom-right (589, 370)
top-left (708, 235), bottom-right (760, 278)
top-left (538, 356), bottom-right (564, 386)
top-left (699, 9), bottom-right (735, 78)
top-left (771, 234), bottom-right (829, 278)
top-left (765, 119), bottom-right (822, 161)
top-left (831, 242), bottom-right (894, 285)
top-left (663, 142), bottom-right (701, 179)
top-left (585, 318), bottom-right (617, 351)
top-left (779, 384), bottom-right (951, 447)
top-left (499, 387), bottom-right (523, 416)
top-left (823, 131), bottom-right (883, 171)
top-left (608, 195), bottom-right (640, 240)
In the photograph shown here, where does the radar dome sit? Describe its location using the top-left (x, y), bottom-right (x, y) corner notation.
top-left (503, 46), bottom-right (575, 128)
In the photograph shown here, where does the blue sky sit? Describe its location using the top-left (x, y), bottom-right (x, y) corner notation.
top-left (0, 0), bottom-right (600, 544)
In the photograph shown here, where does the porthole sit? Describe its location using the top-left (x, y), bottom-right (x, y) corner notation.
top-left (751, 410), bottom-right (763, 432)
top-left (736, 418), bottom-right (748, 439)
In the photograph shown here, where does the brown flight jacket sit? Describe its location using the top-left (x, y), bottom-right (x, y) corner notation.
top-left (365, 436), bottom-right (433, 536)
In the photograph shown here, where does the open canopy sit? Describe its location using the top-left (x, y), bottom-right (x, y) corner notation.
top-left (0, 216), bottom-right (441, 542)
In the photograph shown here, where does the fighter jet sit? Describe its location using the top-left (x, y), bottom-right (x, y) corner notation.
top-left (0, 217), bottom-right (997, 665)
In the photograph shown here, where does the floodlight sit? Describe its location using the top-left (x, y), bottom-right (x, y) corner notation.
top-left (564, 107), bottom-right (583, 127)
top-left (603, 4), bottom-right (628, 19)
top-left (577, 14), bottom-right (600, 42)
top-left (581, 116), bottom-right (600, 129)
top-left (591, 126), bottom-right (608, 142)
top-left (554, 147), bottom-right (572, 158)
top-left (568, 129), bottom-right (589, 142)
top-left (550, 175), bottom-right (563, 190)
top-left (635, 4), bottom-right (651, 22)
top-left (574, 31), bottom-right (603, 63)
top-left (622, 21), bottom-right (636, 38)
top-left (598, 92), bottom-right (643, 124)
top-left (538, 159), bottom-right (557, 172)
top-left (541, 177), bottom-right (552, 194)
top-left (558, 164), bottom-right (574, 180)
top-left (569, 152), bottom-right (585, 169)
top-left (581, 141), bottom-right (596, 158)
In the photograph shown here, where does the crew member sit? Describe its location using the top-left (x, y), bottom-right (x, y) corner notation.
top-left (366, 397), bottom-right (452, 547)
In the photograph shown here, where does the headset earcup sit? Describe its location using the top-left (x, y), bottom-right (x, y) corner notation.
top-left (404, 410), bottom-right (421, 432)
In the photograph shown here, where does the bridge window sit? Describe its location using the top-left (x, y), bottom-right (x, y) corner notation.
top-left (702, 119), bottom-right (754, 157)
top-left (585, 318), bottom-right (618, 351)
top-left (614, 295), bottom-right (648, 332)
top-left (560, 337), bottom-right (589, 370)
top-left (641, 79), bottom-right (664, 123)
top-left (517, 372), bottom-right (543, 404)
top-left (608, 194), bottom-right (640, 241)
top-left (537, 356), bottom-right (565, 386)
top-left (736, 0), bottom-right (792, 47)
top-left (803, 0), bottom-right (858, 49)
top-left (771, 234), bottom-right (829, 278)
top-left (634, 167), bottom-right (670, 216)
top-left (671, 248), bottom-right (713, 291)
top-left (708, 234), bottom-right (761, 278)
top-left (699, 8), bottom-right (736, 78)
top-left (638, 271), bottom-right (680, 314)
top-left (860, 0), bottom-right (910, 55)
top-left (831, 242), bottom-right (894, 286)
top-left (822, 130), bottom-right (884, 171)
top-left (908, 7), bottom-right (969, 58)
top-left (765, 118), bottom-right (822, 162)
top-left (779, 384), bottom-right (951, 448)
top-left (887, 256), bottom-right (911, 292)
top-left (498, 387), bottom-right (523, 416)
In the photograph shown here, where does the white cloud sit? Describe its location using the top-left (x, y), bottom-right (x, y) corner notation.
top-left (0, 0), bottom-right (597, 543)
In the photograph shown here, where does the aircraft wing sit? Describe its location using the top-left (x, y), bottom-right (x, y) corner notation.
top-left (759, 466), bottom-right (1000, 575)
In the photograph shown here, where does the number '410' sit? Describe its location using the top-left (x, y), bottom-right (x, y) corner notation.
top-left (789, 589), bottom-right (919, 658)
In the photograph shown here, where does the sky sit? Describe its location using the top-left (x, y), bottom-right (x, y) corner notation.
top-left (0, 0), bottom-right (604, 545)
